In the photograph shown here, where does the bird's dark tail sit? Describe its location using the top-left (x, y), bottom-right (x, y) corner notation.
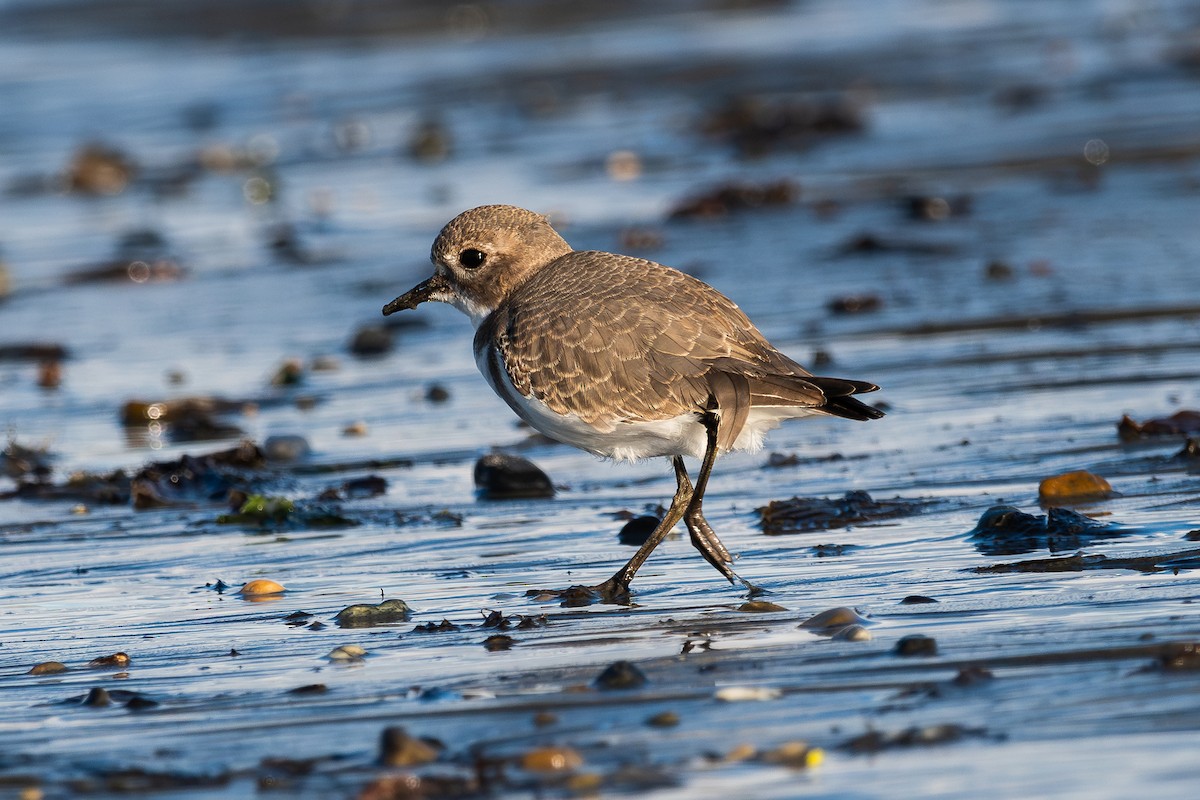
top-left (809, 377), bottom-right (885, 421)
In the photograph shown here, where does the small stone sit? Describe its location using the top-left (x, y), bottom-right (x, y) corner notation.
top-left (263, 435), bottom-right (310, 462)
top-left (520, 746), bottom-right (583, 773)
top-left (425, 384), bottom-right (451, 403)
top-left (27, 661), bottom-right (68, 675)
top-left (646, 711), bottom-right (680, 728)
top-left (88, 652), bottom-right (130, 669)
top-left (335, 599), bottom-right (412, 628)
top-left (379, 727), bottom-right (440, 767)
top-left (238, 579), bottom-right (286, 596)
top-left (342, 420), bottom-right (369, 437)
top-left (287, 684), bottom-right (328, 695)
top-left (594, 660), bottom-right (646, 690)
top-left (617, 515), bottom-right (659, 546)
top-left (270, 359), bottom-right (305, 386)
top-left (328, 644), bottom-right (367, 661)
top-left (900, 595), bottom-right (939, 605)
top-left (895, 634), bottom-right (938, 657)
top-left (737, 600), bottom-right (787, 613)
top-left (349, 325), bottom-right (393, 357)
top-left (473, 453), bottom-right (555, 500)
top-left (760, 741), bottom-right (824, 769)
top-left (800, 607), bottom-right (868, 630)
top-left (1038, 470), bottom-right (1114, 504)
top-left (83, 687), bottom-right (111, 707)
top-left (483, 634), bottom-right (514, 651)
top-left (831, 624), bottom-right (872, 642)
top-left (724, 743), bottom-right (757, 763)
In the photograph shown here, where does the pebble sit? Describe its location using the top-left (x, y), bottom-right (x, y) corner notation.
top-left (737, 600), bottom-right (787, 613)
top-left (646, 711), bottom-right (680, 728)
top-left (379, 726), bottom-right (440, 766)
top-left (900, 595), bottom-right (939, 604)
top-left (238, 579), bottom-right (286, 596)
top-left (800, 607), bottom-right (868, 630)
top-left (831, 624), bottom-right (872, 642)
top-left (334, 599), bottom-right (412, 628)
top-left (349, 325), bottom-right (393, 357)
top-left (594, 660), bottom-right (647, 690)
top-left (895, 634), bottom-right (938, 657)
top-left (617, 515), bottom-right (659, 546)
top-left (27, 661), bottom-right (68, 675)
top-left (520, 746), bottom-right (583, 773)
top-left (1038, 470), bottom-right (1114, 504)
top-left (473, 453), bottom-right (555, 500)
top-left (328, 644), bottom-right (367, 661)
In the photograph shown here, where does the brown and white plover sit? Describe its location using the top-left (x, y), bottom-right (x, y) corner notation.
top-left (383, 205), bottom-right (883, 599)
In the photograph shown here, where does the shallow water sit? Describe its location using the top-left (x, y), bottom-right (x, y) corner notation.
top-left (2, 1), bottom-right (1200, 798)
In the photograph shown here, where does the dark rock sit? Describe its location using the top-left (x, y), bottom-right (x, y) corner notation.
top-left (899, 595), bottom-right (938, 605)
top-left (83, 687), bottom-right (112, 707)
top-left (985, 260), bottom-right (1015, 281)
top-left (379, 727), bottom-right (440, 767)
top-left (473, 453), bottom-right (554, 500)
top-left (668, 179), bottom-right (796, 220)
top-left (595, 660), bottom-right (647, 690)
top-left (951, 666), bottom-right (994, 686)
top-left (895, 634), bottom-right (937, 657)
top-left (349, 325), bottom-right (393, 357)
top-left (905, 194), bottom-right (971, 221)
top-left (483, 634), bottom-right (515, 651)
top-left (618, 515), bottom-right (659, 546)
top-left (969, 504), bottom-right (1125, 556)
top-left (425, 384), bottom-right (450, 402)
top-left (343, 474), bottom-right (388, 498)
top-left (827, 294), bottom-right (882, 314)
top-left (335, 599), bottom-right (412, 628)
top-left (287, 684), bottom-right (328, 695)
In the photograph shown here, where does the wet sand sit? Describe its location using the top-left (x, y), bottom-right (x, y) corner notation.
top-left (1, 1), bottom-right (1199, 797)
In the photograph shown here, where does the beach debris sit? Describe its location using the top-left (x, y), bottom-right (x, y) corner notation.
top-left (668, 179), bottom-right (797, 220)
top-left (27, 661), bottom-right (68, 676)
top-left (738, 600), bottom-right (787, 612)
top-left (1118, 410), bottom-right (1200, 441)
top-left (88, 652), bottom-right (130, 669)
top-left (759, 491), bottom-right (924, 534)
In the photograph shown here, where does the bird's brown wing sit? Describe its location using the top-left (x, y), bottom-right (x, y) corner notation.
top-left (481, 251), bottom-right (876, 449)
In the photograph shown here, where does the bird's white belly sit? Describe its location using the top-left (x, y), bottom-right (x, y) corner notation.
top-left (477, 346), bottom-right (814, 461)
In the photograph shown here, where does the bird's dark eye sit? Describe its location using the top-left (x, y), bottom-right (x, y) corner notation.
top-left (459, 248), bottom-right (486, 269)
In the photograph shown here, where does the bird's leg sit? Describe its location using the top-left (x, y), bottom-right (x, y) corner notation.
top-left (683, 409), bottom-right (764, 596)
top-left (590, 455), bottom-right (694, 602)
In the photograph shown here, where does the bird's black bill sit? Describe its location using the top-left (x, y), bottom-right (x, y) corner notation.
top-left (382, 275), bottom-right (445, 316)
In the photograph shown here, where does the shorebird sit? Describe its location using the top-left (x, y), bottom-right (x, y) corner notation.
top-left (384, 205), bottom-right (882, 599)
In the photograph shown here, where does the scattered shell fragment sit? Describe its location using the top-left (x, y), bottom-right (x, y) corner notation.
top-left (328, 644), bottom-right (367, 661)
top-left (520, 746), bottom-right (583, 773)
top-left (715, 686), bottom-right (782, 702)
top-left (27, 661), bottom-right (68, 676)
top-left (1038, 470), bottom-right (1114, 504)
top-left (238, 579), bottom-right (287, 597)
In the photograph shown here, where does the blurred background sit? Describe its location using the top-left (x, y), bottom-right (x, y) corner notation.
top-left (3, 2), bottom-right (1200, 798)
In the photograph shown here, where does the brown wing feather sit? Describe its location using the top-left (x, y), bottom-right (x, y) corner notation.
top-left (485, 250), bottom-right (882, 441)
